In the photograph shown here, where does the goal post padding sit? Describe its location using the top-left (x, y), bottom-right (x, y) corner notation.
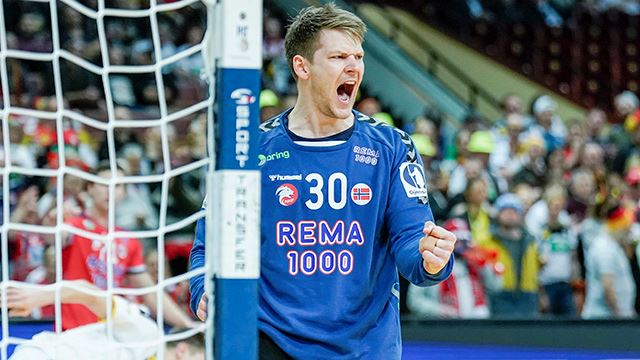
top-left (207, 0), bottom-right (262, 359)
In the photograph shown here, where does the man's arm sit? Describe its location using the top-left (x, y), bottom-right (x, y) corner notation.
top-left (385, 132), bottom-right (455, 285)
top-left (189, 217), bottom-right (207, 320)
top-left (5, 280), bottom-right (161, 360)
top-left (126, 271), bottom-right (196, 327)
top-left (3, 280), bottom-right (107, 318)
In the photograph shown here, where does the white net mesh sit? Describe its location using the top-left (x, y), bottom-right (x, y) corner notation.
top-left (0, 0), bottom-right (215, 358)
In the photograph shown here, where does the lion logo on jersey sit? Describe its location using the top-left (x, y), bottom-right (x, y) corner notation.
top-left (276, 183), bottom-right (298, 206)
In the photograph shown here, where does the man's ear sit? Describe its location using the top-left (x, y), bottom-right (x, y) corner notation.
top-left (292, 55), bottom-right (310, 80)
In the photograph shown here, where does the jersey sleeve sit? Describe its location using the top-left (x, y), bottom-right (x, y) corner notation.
top-left (385, 130), bottom-right (453, 286)
top-left (189, 216), bottom-right (206, 316)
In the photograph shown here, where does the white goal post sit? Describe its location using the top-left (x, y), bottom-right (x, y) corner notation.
top-left (0, 0), bottom-right (262, 359)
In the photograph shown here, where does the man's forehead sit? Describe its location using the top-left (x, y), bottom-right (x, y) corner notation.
top-left (316, 29), bottom-right (363, 52)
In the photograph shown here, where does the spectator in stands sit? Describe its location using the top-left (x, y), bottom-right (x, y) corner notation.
top-left (58, 6), bottom-right (102, 110)
top-left (567, 169), bottom-right (596, 223)
top-left (582, 200), bottom-right (637, 319)
top-left (449, 130), bottom-right (504, 201)
top-left (576, 142), bottom-right (607, 197)
top-left (355, 97), bottom-right (382, 117)
top-left (528, 95), bottom-right (567, 153)
top-left (8, 185), bottom-right (48, 281)
top-left (159, 19), bottom-right (179, 64)
top-left (512, 133), bottom-right (548, 188)
top-left (59, 5), bottom-right (100, 62)
top-left (442, 128), bottom-right (471, 174)
top-left (478, 193), bottom-right (539, 318)
top-left (263, 16), bottom-right (291, 94)
top-left (98, 107), bottom-right (141, 160)
top-left (175, 25), bottom-right (205, 77)
top-left (612, 91), bottom-right (640, 172)
top-left (585, 108), bottom-right (610, 145)
top-left (8, 116), bottom-right (38, 169)
top-left (263, 15), bottom-right (285, 61)
top-left (560, 123), bottom-right (587, 173)
top-left (116, 144), bottom-right (159, 231)
top-left (448, 156), bottom-right (482, 200)
top-left (526, 183), bottom-right (570, 240)
top-left (491, 113), bottom-right (527, 182)
top-left (532, 184), bottom-right (578, 316)
top-left (449, 176), bottom-right (493, 246)
top-left (412, 111), bottom-right (442, 156)
top-left (513, 182), bottom-right (542, 213)
top-left (12, 11), bottom-right (52, 53)
top-left (109, 47), bottom-right (137, 107)
top-left (495, 93), bottom-right (527, 129)
top-left (408, 218), bottom-right (501, 318)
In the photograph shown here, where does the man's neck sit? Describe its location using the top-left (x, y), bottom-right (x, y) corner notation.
top-left (86, 207), bottom-right (108, 228)
top-left (288, 100), bottom-right (353, 139)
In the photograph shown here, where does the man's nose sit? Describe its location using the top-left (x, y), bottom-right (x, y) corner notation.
top-left (344, 55), bottom-right (359, 71)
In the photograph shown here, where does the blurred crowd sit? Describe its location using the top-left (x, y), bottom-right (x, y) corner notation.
top-left (374, 90), bottom-right (640, 320)
top-left (3, 0), bottom-right (640, 323)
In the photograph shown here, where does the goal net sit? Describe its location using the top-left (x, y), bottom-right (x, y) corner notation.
top-left (0, 0), bottom-right (261, 359)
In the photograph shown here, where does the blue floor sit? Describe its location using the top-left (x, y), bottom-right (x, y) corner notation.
top-left (1, 321), bottom-right (52, 357)
top-left (404, 341), bottom-right (640, 360)
top-left (4, 323), bottom-right (640, 359)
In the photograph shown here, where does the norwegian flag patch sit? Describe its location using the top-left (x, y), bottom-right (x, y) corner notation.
top-left (351, 183), bottom-right (372, 206)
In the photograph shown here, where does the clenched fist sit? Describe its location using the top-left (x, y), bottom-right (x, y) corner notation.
top-left (197, 293), bottom-right (208, 321)
top-left (419, 221), bottom-right (456, 275)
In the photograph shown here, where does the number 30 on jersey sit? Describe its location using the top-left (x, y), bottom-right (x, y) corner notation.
top-left (305, 172), bottom-right (348, 210)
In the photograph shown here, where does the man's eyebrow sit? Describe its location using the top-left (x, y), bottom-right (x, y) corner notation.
top-left (327, 50), bottom-right (365, 56)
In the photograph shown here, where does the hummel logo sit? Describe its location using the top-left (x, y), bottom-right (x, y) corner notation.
top-left (269, 174), bottom-right (302, 181)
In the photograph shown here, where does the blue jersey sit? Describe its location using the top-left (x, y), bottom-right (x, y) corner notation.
top-left (190, 110), bottom-right (453, 359)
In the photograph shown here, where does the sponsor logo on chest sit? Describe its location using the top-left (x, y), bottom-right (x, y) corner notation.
top-left (353, 145), bottom-right (379, 166)
top-left (259, 150), bottom-right (290, 166)
top-left (268, 174), bottom-right (302, 181)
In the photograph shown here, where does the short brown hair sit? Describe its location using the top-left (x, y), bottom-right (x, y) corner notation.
top-left (284, 3), bottom-right (366, 79)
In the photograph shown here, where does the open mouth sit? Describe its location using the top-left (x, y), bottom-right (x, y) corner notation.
top-left (337, 80), bottom-right (356, 104)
